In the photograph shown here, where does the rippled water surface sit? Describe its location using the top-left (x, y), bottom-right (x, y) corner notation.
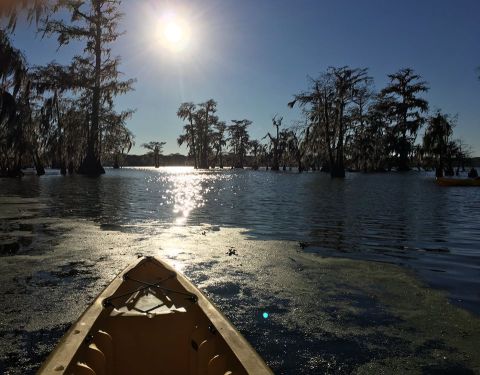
top-left (2, 167), bottom-right (480, 313)
top-left (2, 167), bottom-right (480, 374)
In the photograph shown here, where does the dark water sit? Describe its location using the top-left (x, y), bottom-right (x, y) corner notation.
top-left (2, 167), bottom-right (480, 314)
top-left (2, 167), bottom-right (480, 374)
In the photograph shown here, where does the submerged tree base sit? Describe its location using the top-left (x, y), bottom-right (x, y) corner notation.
top-left (0, 169), bottom-right (24, 178)
top-left (77, 153), bottom-right (105, 176)
top-left (331, 166), bottom-right (346, 178)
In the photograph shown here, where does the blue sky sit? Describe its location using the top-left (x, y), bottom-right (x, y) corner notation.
top-left (7, 0), bottom-right (480, 156)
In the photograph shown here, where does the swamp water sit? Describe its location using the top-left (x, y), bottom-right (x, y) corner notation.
top-left (0, 168), bottom-right (479, 374)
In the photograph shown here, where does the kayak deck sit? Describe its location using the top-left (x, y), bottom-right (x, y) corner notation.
top-left (39, 256), bottom-right (272, 375)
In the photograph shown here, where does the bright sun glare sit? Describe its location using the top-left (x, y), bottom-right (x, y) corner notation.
top-left (164, 22), bottom-right (183, 44)
top-left (158, 14), bottom-right (190, 52)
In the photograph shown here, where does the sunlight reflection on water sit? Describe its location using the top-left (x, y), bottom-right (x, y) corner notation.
top-left (1, 167), bottom-right (480, 313)
top-left (146, 167), bottom-right (232, 225)
top-left (170, 173), bottom-right (202, 224)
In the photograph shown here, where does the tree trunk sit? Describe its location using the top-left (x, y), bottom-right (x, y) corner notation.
top-left (271, 143), bottom-right (279, 171)
top-left (189, 126), bottom-right (197, 169)
top-left (323, 100), bottom-right (335, 174)
top-left (78, 1), bottom-right (105, 176)
top-left (32, 150), bottom-right (45, 176)
top-left (239, 147), bottom-right (244, 169)
top-left (398, 136), bottom-right (409, 171)
top-left (113, 154), bottom-right (120, 169)
top-left (68, 161), bottom-right (74, 174)
top-left (435, 155), bottom-right (444, 178)
top-left (398, 112), bottom-right (410, 171)
top-left (331, 104), bottom-right (345, 178)
top-left (271, 126), bottom-right (280, 171)
top-left (271, 160), bottom-right (279, 171)
top-left (54, 90), bottom-right (67, 175)
top-left (199, 109), bottom-right (210, 169)
top-left (331, 162), bottom-right (345, 178)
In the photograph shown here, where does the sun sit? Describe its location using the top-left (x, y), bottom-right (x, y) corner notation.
top-left (158, 14), bottom-right (190, 52)
top-left (164, 21), bottom-right (183, 44)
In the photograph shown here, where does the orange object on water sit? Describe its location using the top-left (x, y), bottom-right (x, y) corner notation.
top-left (436, 177), bottom-right (480, 187)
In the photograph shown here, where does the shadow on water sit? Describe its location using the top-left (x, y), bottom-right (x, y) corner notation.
top-left (0, 241), bottom-right (20, 255)
top-left (0, 220), bottom-right (66, 257)
top-left (0, 257), bottom-right (102, 374)
top-left (200, 279), bottom-right (407, 374)
top-left (186, 259), bottom-right (477, 375)
top-left (0, 325), bottom-right (69, 374)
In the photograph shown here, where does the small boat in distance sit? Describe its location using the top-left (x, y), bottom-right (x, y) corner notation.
top-left (39, 256), bottom-right (272, 375)
top-left (436, 177), bottom-right (480, 187)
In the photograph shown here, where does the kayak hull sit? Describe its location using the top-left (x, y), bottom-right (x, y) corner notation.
top-left (38, 256), bottom-right (272, 375)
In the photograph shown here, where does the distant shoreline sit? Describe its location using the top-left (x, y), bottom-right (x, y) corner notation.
top-left (8, 155), bottom-right (480, 176)
top-left (109, 154), bottom-right (480, 168)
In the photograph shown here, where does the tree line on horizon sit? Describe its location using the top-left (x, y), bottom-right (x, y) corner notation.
top-left (176, 67), bottom-right (473, 178)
